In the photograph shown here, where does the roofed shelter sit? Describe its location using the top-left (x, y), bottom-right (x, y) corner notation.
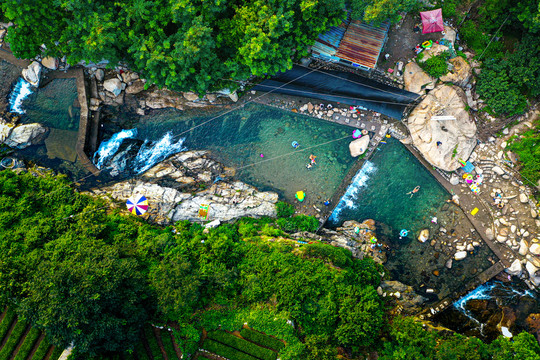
top-left (420, 9), bottom-right (444, 34)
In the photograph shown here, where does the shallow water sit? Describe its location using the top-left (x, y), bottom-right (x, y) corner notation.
top-left (328, 138), bottom-right (494, 300)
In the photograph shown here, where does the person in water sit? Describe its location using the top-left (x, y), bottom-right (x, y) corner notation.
top-left (406, 186), bottom-right (420, 198)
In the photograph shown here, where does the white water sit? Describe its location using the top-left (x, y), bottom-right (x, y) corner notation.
top-left (329, 161), bottom-right (377, 222)
top-left (93, 129), bottom-right (137, 169)
top-left (93, 129), bottom-right (187, 175)
top-left (132, 132), bottom-right (186, 174)
top-left (8, 78), bottom-right (34, 114)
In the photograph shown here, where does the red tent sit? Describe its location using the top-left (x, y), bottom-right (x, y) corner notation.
top-left (420, 9), bottom-right (444, 34)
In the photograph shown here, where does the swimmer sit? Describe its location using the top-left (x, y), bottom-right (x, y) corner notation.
top-left (306, 163), bottom-right (313, 170)
top-left (309, 154), bottom-right (317, 164)
top-left (406, 186), bottom-right (420, 198)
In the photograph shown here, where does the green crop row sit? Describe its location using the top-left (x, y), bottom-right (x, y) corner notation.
top-left (207, 331), bottom-right (276, 360)
top-left (14, 327), bottom-right (41, 360)
top-left (160, 330), bottom-right (180, 360)
top-left (144, 327), bottom-right (162, 359)
top-left (0, 307), bottom-right (17, 343)
top-left (240, 328), bottom-right (284, 352)
top-left (202, 339), bottom-right (259, 360)
top-left (0, 320), bottom-right (28, 359)
top-left (50, 346), bottom-right (65, 360)
top-left (32, 337), bottom-right (52, 360)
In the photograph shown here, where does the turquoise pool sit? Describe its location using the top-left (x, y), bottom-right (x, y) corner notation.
top-left (328, 138), bottom-right (494, 300)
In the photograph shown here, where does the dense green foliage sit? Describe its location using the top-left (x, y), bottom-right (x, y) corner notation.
top-left (1, 0), bottom-right (346, 93)
top-left (207, 330), bottom-right (276, 360)
top-left (508, 117), bottom-right (540, 184)
top-left (419, 52), bottom-right (450, 78)
top-left (350, 0), bottom-right (423, 24)
top-left (0, 170), bottom-right (384, 358)
top-left (240, 328), bottom-right (285, 352)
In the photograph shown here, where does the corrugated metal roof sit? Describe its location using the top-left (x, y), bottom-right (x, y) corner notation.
top-left (311, 20), bottom-right (349, 61)
top-left (335, 20), bottom-right (390, 69)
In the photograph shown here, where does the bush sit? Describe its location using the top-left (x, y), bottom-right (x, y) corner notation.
top-left (508, 119), bottom-right (540, 184)
top-left (240, 328), bottom-right (285, 352)
top-left (0, 308), bottom-right (17, 343)
top-left (202, 339), bottom-right (259, 360)
top-left (207, 330), bottom-right (276, 360)
top-left (276, 201), bottom-right (295, 218)
top-left (160, 331), bottom-right (180, 360)
top-left (302, 242), bottom-right (353, 268)
top-left (32, 338), bottom-right (52, 360)
top-left (419, 52), bottom-right (450, 78)
top-left (276, 215), bottom-right (319, 233)
top-left (0, 320), bottom-right (28, 359)
top-left (14, 327), bottom-right (41, 360)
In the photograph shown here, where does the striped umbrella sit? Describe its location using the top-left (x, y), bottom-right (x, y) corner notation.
top-left (126, 194), bottom-right (149, 215)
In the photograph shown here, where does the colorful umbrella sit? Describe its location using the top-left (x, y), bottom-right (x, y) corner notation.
top-left (352, 129), bottom-right (362, 138)
top-left (126, 194), bottom-right (148, 215)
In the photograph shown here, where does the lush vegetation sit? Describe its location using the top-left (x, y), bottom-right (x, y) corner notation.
top-left (419, 52), bottom-right (450, 78)
top-left (508, 117), bottom-right (540, 185)
top-left (351, 0), bottom-right (423, 24)
top-left (1, 0), bottom-right (346, 94)
top-left (0, 170), bottom-right (384, 358)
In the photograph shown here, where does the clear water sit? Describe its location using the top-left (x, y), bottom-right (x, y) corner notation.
top-left (105, 103), bottom-right (357, 205)
top-left (328, 138), bottom-right (494, 300)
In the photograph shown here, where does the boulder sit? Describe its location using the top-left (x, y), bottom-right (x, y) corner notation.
top-left (228, 91), bottom-right (239, 102)
top-left (449, 173), bottom-right (460, 185)
top-left (95, 69), bottom-right (105, 82)
top-left (403, 62), bottom-right (435, 95)
top-left (103, 78), bottom-right (123, 97)
top-left (530, 243), bottom-right (540, 256)
top-left (418, 229), bottom-right (429, 243)
top-left (0, 121), bottom-right (14, 143)
top-left (407, 85), bottom-right (477, 171)
top-left (526, 261), bottom-right (540, 286)
top-left (440, 56), bottom-right (472, 87)
top-left (183, 92), bottom-right (199, 101)
top-left (349, 136), bottom-right (370, 157)
top-left (418, 43), bottom-right (450, 62)
top-left (454, 251), bottom-right (467, 261)
top-left (442, 25), bottom-right (457, 44)
top-left (505, 259), bottom-right (523, 276)
top-left (520, 239), bottom-right (529, 256)
top-left (485, 227), bottom-right (494, 241)
top-left (126, 80), bottom-right (145, 94)
top-left (520, 193), bottom-right (528, 203)
top-left (22, 61), bottom-right (42, 87)
top-left (532, 209), bottom-right (538, 219)
top-left (492, 166), bottom-right (505, 175)
top-left (41, 56), bottom-right (58, 70)
top-left (4, 123), bottom-right (48, 149)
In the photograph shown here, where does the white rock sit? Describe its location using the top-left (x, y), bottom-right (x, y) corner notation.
top-left (205, 219), bottom-right (221, 228)
top-left (520, 193), bottom-right (528, 203)
top-left (454, 251), bottom-right (467, 261)
top-left (103, 78), bottom-right (123, 97)
top-left (523, 231), bottom-right (530, 237)
top-left (519, 239), bottom-right (529, 256)
top-left (529, 243), bottom-right (540, 255)
top-left (4, 123), bottom-right (48, 149)
top-left (485, 228), bottom-right (494, 241)
top-left (95, 69), bottom-right (105, 82)
top-left (501, 326), bottom-right (513, 338)
top-left (22, 61), bottom-right (42, 87)
top-left (349, 136), bottom-right (370, 157)
top-left (501, 141), bottom-right (507, 149)
top-left (492, 166), bottom-right (505, 175)
top-left (466, 244), bottom-right (474, 251)
top-left (41, 56), bottom-right (58, 70)
top-left (511, 225), bottom-right (516, 233)
top-left (496, 235), bottom-right (507, 243)
top-left (505, 259), bottom-right (522, 276)
top-left (418, 229), bottom-right (429, 243)
top-left (532, 209), bottom-right (538, 219)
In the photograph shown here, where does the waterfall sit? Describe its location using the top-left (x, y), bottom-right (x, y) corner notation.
top-left (93, 129), bottom-right (187, 175)
top-left (93, 129), bottom-right (137, 169)
top-left (329, 161), bottom-right (377, 222)
top-left (132, 132), bottom-right (187, 174)
top-left (8, 78), bottom-right (34, 114)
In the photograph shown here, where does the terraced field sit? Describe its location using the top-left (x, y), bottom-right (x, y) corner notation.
top-left (0, 307), bottom-right (63, 360)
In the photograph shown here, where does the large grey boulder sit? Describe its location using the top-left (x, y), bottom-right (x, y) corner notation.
top-left (22, 61), bottom-right (42, 87)
top-left (407, 85), bottom-right (477, 171)
top-left (349, 135), bottom-right (370, 157)
top-left (103, 78), bottom-right (123, 97)
top-left (126, 80), bottom-right (145, 94)
top-left (95, 69), bottom-right (105, 82)
top-left (403, 62), bottom-right (435, 95)
top-left (440, 56), bottom-right (472, 87)
top-left (4, 123), bottom-right (48, 149)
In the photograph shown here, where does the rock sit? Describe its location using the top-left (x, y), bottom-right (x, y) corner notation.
top-left (22, 61), bottom-right (42, 87)
top-left (520, 193), bottom-right (528, 203)
top-left (126, 80), bottom-right (145, 94)
top-left (449, 173), bottom-right (460, 185)
top-left (466, 244), bottom-right (474, 251)
top-left (505, 259), bottom-right (523, 276)
top-left (403, 62), bottom-right (435, 95)
top-left (349, 136), bottom-right (370, 157)
top-left (532, 209), bottom-right (538, 219)
top-left (432, 270), bottom-right (440, 276)
top-left (88, 151), bottom-right (278, 224)
top-left (520, 239), bottom-right (530, 256)
top-left (229, 91), bottom-right (239, 102)
top-left (442, 25), bottom-right (456, 44)
top-left (4, 123), bottom-right (49, 149)
top-left (183, 92), bottom-right (199, 101)
top-left (440, 56), bottom-right (472, 87)
top-left (530, 243), bottom-right (540, 255)
top-left (95, 69), bottom-right (105, 82)
top-left (103, 78), bottom-right (123, 97)
top-left (454, 251), bottom-right (467, 261)
top-left (206, 93), bottom-right (217, 102)
top-left (485, 228), bottom-right (494, 241)
top-left (445, 259), bottom-right (453, 269)
top-left (41, 56), bottom-right (58, 70)
top-left (526, 261), bottom-right (540, 286)
top-left (511, 225), bottom-right (516, 233)
top-left (0, 29), bottom-right (6, 40)
top-left (499, 228), bottom-right (509, 237)
top-left (418, 229), bottom-right (429, 243)
top-left (407, 85), bottom-right (476, 171)
top-left (496, 235), bottom-right (507, 243)
top-left (492, 166), bottom-right (505, 175)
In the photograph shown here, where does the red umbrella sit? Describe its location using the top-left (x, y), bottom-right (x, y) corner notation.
top-left (420, 9), bottom-right (444, 34)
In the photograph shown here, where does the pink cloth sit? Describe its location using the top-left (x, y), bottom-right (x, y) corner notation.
top-left (420, 9), bottom-right (444, 34)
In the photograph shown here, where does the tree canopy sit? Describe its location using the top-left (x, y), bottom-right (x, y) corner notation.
top-left (1, 0), bottom-right (346, 93)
